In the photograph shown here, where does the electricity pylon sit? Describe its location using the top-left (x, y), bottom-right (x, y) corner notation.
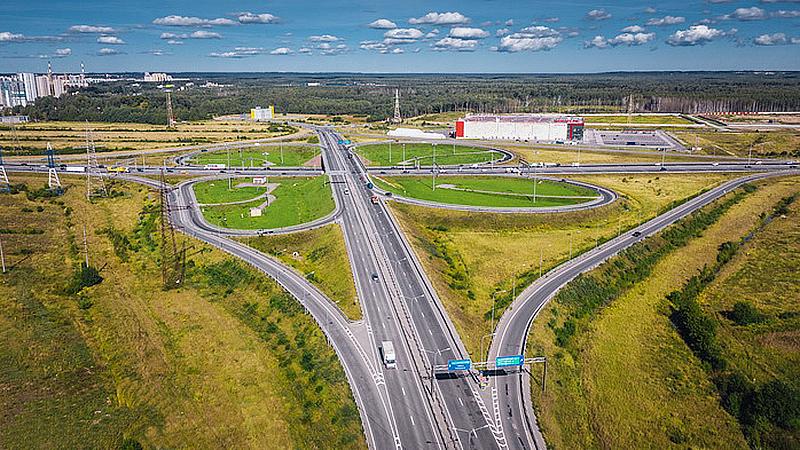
top-left (46, 143), bottom-right (62, 195)
top-left (85, 127), bottom-right (107, 199)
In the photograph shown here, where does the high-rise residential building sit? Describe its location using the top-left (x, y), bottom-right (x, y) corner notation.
top-left (0, 76), bottom-right (28, 107)
top-left (144, 72), bottom-right (173, 83)
top-left (35, 75), bottom-right (52, 98)
top-left (18, 73), bottom-right (38, 101)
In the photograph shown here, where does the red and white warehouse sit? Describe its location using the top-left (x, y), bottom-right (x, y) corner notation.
top-left (455, 115), bottom-right (585, 142)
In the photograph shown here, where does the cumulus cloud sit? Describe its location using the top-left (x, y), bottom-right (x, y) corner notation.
top-left (646, 15), bottom-right (686, 26)
top-left (585, 32), bottom-right (655, 48)
top-left (722, 7), bottom-right (767, 20)
top-left (449, 27), bottom-right (489, 39)
top-left (384, 28), bottom-right (424, 43)
top-left (237, 12), bottom-right (279, 24)
top-left (142, 49), bottom-right (168, 56)
top-left (298, 47), bottom-right (312, 54)
top-left (644, 7), bottom-right (657, 14)
top-left (97, 47), bottom-right (122, 56)
top-left (0, 31), bottom-right (26, 42)
top-left (309, 34), bottom-right (341, 42)
top-left (209, 47), bottom-right (266, 58)
top-left (497, 27), bottom-right (563, 52)
top-left (753, 33), bottom-right (788, 45)
top-left (432, 37), bottom-right (478, 51)
top-left (97, 35), bottom-right (125, 45)
top-left (425, 29), bottom-right (440, 38)
top-left (409, 12), bottom-right (470, 25)
top-left (153, 15), bottom-right (235, 26)
top-left (190, 31), bottom-right (221, 39)
top-left (586, 9), bottom-right (612, 20)
top-left (621, 25), bottom-right (647, 33)
top-left (270, 47), bottom-right (293, 55)
top-left (369, 19), bottom-right (397, 29)
top-left (772, 9), bottom-right (800, 17)
top-left (69, 25), bottom-right (116, 33)
top-left (160, 31), bottom-right (220, 40)
top-left (54, 48), bottom-right (72, 56)
top-left (496, 28), bottom-right (511, 36)
top-left (667, 25), bottom-right (725, 46)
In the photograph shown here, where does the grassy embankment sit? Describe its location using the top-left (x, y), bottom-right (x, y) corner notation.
top-left (0, 174), bottom-right (365, 449)
top-left (389, 172), bottom-right (732, 355)
top-left (242, 224), bottom-right (360, 321)
top-left (373, 175), bottom-right (598, 208)
top-left (195, 176), bottom-right (335, 229)
top-left (583, 114), bottom-right (695, 125)
top-left (526, 175), bottom-right (799, 449)
top-left (672, 130), bottom-right (800, 158)
top-left (356, 143), bottom-right (502, 166)
top-left (0, 120), bottom-right (299, 157)
top-left (189, 146), bottom-right (320, 167)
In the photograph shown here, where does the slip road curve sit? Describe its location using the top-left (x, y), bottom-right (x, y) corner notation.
top-left (174, 173), bottom-right (342, 237)
top-left (369, 175), bottom-right (617, 214)
top-left (487, 169), bottom-right (800, 450)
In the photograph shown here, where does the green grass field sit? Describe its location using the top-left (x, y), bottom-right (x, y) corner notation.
top-left (194, 179), bottom-right (268, 204)
top-left (0, 174), bottom-right (364, 449)
top-left (673, 130), bottom-right (800, 158)
top-left (196, 176), bottom-right (335, 229)
top-left (357, 143), bottom-right (502, 166)
top-left (526, 176), bottom-right (799, 449)
top-left (242, 224), bottom-right (361, 320)
top-left (583, 115), bottom-right (694, 125)
top-left (373, 175), bottom-right (598, 208)
top-left (189, 145), bottom-right (320, 167)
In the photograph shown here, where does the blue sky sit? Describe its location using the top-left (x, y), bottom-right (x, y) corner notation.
top-left (1, 0), bottom-right (799, 73)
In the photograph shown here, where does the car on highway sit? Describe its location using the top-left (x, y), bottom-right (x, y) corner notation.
top-left (371, 273), bottom-right (379, 281)
top-left (344, 188), bottom-right (350, 195)
top-left (632, 231), bottom-right (642, 237)
top-left (381, 341), bottom-right (397, 369)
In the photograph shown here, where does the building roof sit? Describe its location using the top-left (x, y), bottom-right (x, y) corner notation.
top-left (459, 114), bottom-right (584, 125)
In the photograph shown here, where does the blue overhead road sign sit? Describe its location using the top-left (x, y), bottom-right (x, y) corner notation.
top-left (447, 359), bottom-right (472, 371)
top-left (495, 355), bottom-right (524, 368)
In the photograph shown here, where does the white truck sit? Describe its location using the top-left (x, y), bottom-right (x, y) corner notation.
top-left (381, 341), bottom-right (396, 369)
top-left (65, 166), bottom-right (86, 173)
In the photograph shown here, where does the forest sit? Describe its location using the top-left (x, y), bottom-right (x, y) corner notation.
top-left (10, 71), bottom-right (800, 124)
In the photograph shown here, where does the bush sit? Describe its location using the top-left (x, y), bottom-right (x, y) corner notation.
top-left (728, 301), bottom-right (765, 326)
top-left (306, 135), bottom-right (320, 144)
top-left (66, 263), bottom-right (103, 294)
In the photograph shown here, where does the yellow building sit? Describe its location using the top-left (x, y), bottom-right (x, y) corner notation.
top-left (250, 106), bottom-right (275, 121)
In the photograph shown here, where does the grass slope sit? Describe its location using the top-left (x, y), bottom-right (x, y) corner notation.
top-left (584, 115), bottom-right (693, 125)
top-left (357, 143), bottom-right (501, 166)
top-left (672, 130), bottom-right (800, 158)
top-left (189, 146), bottom-right (320, 167)
top-left (389, 173), bottom-right (732, 356)
top-left (242, 224), bottom-right (361, 321)
top-left (0, 174), bottom-right (365, 449)
top-left (374, 176), bottom-right (597, 208)
top-left (197, 176), bottom-right (335, 229)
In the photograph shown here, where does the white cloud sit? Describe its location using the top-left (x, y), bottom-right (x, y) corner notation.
top-left (505, 19), bottom-right (515, 26)
top-left (0, 32), bottom-right (26, 42)
top-left (772, 9), bottom-right (800, 17)
top-left (69, 25), bottom-right (116, 33)
top-left (793, 37), bottom-right (800, 44)
top-left (518, 26), bottom-right (561, 37)
top-left (270, 47), bottom-right (293, 55)
top-left (449, 27), bottom-right (489, 39)
top-left (586, 9), bottom-right (612, 20)
top-left (498, 34), bottom-right (562, 52)
top-left (722, 7), bottom-right (767, 20)
top-left (433, 37), bottom-right (478, 51)
top-left (166, 40), bottom-right (183, 45)
top-left (646, 15), bottom-right (686, 26)
top-left (309, 34), bottom-right (341, 42)
top-left (190, 31), bottom-right (221, 39)
top-left (621, 25), bottom-right (647, 33)
top-left (209, 47), bottom-right (266, 58)
top-left (425, 29), bottom-right (440, 38)
top-left (384, 28), bottom-right (424, 42)
top-left (298, 47), bottom-right (312, 54)
top-left (409, 12), bottom-right (470, 25)
top-left (97, 35), bottom-right (125, 45)
top-left (667, 25), bottom-right (724, 46)
top-left (542, 17), bottom-right (560, 23)
top-left (369, 19), bottom-right (397, 29)
top-left (153, 15), bottom-right (235, 26)
top-left (237, 12), bottom-right (279, 24)
top-left (54, 48), bottom-right (72, 56)
top-left (585, 32), bottom-right (655, 48)
top-left (754, 33), bottom-right (787, 45)
top-left (97, 47), bottom-right (122, 56)
top-left (496, 28), bottom-right (511, 36)
top-left (142, 49), bottom-right (168, 56)
top-left (644, 7), bottom-right (657, 14)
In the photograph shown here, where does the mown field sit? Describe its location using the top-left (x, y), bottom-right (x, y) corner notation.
top-left (526, 175), bottom-right (799, 449)
top-left (374, 175), bottom-right (598, 208)
top-left (500, 143), bottom-right (707, 165)
top-left (389, 172), bottom-right (733, 355)
top-left (0, 174), bottom-right (365, 449)
top-left (356, 142), bottom-right (502, 166)
top-left (196, 176), bottom-right (335, 229)
top-left (672, 130), bottom-right (800, 158)
top-left (188, 145), bottom-right (320, 168)
top-left (0, 120), bottom-right (300, 156)
top-left (242, 224), bottom-right (360, 321)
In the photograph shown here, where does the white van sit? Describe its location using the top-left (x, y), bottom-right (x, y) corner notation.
top-left (381, 341), bottom-right (396, 369)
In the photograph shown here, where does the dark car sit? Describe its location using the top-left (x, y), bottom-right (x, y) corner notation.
top-left (371, 273), bottom-right (379, 281)
top-left (632, 231), bottom-right (642, 237)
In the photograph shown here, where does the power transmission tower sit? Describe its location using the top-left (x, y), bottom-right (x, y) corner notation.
top-left (158, 169), bottom-right (185, 289)
top-left (165, 85), bottom-right (177, 128)
top-left (46, 143), bottom-right (63, 195)
top-left (85, 127), bottom-right (108, 199)
top-left (0, 147), bottom-right (10, 193)
top-left (392, 88), bottom-right (402, 123)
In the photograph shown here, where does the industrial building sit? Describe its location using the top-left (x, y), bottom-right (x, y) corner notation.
top-left (455, 114), bottom-right (585, 142)
top-left (250, 106), bottom-right (275, 121)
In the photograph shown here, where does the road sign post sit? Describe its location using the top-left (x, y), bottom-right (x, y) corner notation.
top-left (495, 354), bottom-right (524, 368)
top-left (447, 359), bottom-right (472, 371)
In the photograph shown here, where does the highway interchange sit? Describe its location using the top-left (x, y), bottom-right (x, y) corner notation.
top-left (6, 130), bottom-right (799, 450)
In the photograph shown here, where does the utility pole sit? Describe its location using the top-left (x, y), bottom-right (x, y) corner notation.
top-left (0, 146), bottom-right (10, 193)
top-left (389, 140), bottom-right (392, 164)
top-left (402, 143), bottom-right (406, 164)
top-left (83, 224), bottom-right (89, 267)
top-left (0, 238), bottom-right (6, 273)
top-left (227, 145), bottom-right (232, 190)
top-left (539, 246), bottom-right (543, 278)
top-left (280, 142), bottom-right (284, 165)
top-left (46, 143), bottom-right (62, 194)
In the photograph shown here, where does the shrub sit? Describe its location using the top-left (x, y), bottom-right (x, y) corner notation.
top-left (728, 301), bottom-right (765, 326)
top-left (66, 263), bottom-right (103, 294)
